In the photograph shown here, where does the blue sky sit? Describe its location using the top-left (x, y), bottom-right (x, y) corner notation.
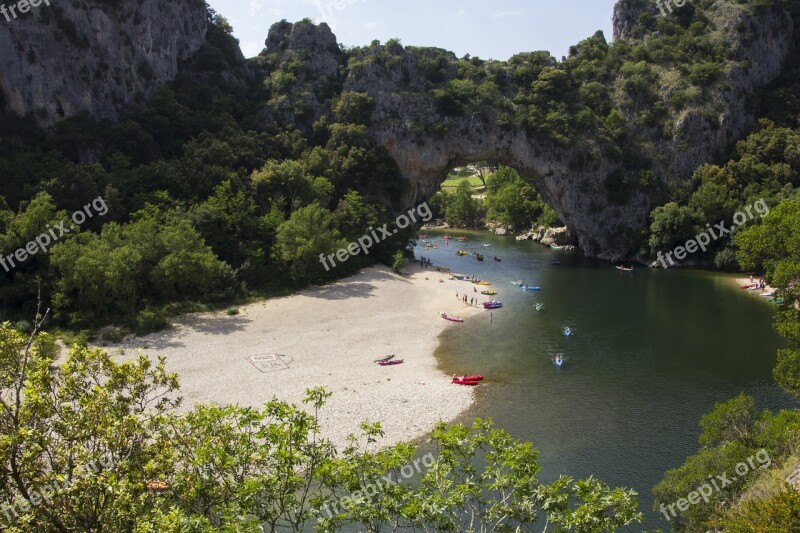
top-left (206, 0), bottom-right (619, 60)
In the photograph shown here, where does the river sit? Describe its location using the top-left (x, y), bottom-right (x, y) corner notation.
top-left (415, 229), bottom-right (795, 529)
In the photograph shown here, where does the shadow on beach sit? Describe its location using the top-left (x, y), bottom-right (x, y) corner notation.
top-left (306, 267), bottom-right (414, 301)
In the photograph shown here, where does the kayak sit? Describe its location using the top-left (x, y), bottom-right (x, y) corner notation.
top-left (511, 280), bottom-right (524, 287)
top-left (377, 359), bottom-right (404, 366)
top-left (374, 354), bottom-right (395, 363)
top-left (740, 283), bottom-right (757, 289)
top-left (483, 301), bottom-right (503, 309)
top-left (494, 257), bottom-right (502, 262)
top-left (551, 245), bottom-right (565, 250)
top-left (521, 285), bottom-right (542, 291)
top-left (481, 290), bottom-right (497, 296)
top-left (552, 261), bottom-right (561, 266)
top-left (553, 355), bottom-right (565, 368)
top-left (535, 303), bottom-right (544, 311)
top-left (564, 327), bottom-right (574, 337)
top-left (441, 314), bottom-right (464, 323)
top-left (463, 375), bottom-right (484, 381)
top-left (616, 266), bottom-right (634, 272)
top-left (456, 250), bottom-right (468, 256)
top-left (452, 377), bottom-right (480, 386)
top-left (473, 281), bottom-right (492, 286)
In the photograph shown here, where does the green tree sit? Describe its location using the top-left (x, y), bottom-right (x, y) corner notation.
top-left (273, 203), bottom-right (348, 282)
top-left (391, 250), bottom-right (405, 273)
top-left (445, 180), bottom-right (482, 228)
top-left (737, 195), bottom-right (800, 399)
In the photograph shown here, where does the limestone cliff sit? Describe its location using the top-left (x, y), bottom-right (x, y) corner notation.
top-left (0, 0), bottom-right (208, 126)
top-left (1, 1), bottom-right (796, 261)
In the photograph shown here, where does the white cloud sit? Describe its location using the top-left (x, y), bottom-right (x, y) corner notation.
top-left (492, 10), bottom-right (523, 18)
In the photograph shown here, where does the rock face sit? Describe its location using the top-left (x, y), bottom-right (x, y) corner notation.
top-left (1, 1), bottom-right (796, 261)
top-left (0, 0), bottom-right (208, 126)
top-left (335, 2), bottom-right (794, 261)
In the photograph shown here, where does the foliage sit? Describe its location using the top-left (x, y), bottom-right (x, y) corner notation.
top-left (443, 180), bottom-right (483, 228)
top-left (737, 195), bottom-right (800, 399)
top-left (391, 249), bottom-right (405, 273)
top-left (718, 489), bottom-right (800, 531)
top-left (0, 322), bottom-right (644, 532)
top-left (484, 166), bottom-right (561, 229)
top-left (653, 392), bottom-right (800, 531)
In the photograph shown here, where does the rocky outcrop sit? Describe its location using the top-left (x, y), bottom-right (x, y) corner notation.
top-left (328, 1), bottom-right (793, 261)
top-left (1, 1), bottom-right (795, 261)
top-left (0, 0), bottom-right (208, 126)
top-left (258, 20), bottom-right (345, 128)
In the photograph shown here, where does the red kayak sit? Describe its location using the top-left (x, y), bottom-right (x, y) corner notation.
top-left (452, 377), bottom-right (481, 386)
top-left (464, 375), bottom-right (484, 381)
top-left (441, 314), bottom-right (464, 323)
top-left (741, 283), bottom-right (757, 289)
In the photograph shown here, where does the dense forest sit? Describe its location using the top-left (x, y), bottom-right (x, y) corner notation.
top-left (1, 0), bottom-right (800, 530)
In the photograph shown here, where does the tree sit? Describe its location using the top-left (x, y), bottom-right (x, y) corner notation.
top-left (391, 250), bottom-right (405, 273)
top-left (445, 180), bottom-right (482, 228)
top-left (0, 315), bottom-right (181, 532)
top-left (719, 490), bottom-right (800, 532)
top-left (737, 195), bottom-right (800, 399)
top-left (273, 203), bottom-right (348, 282)
top-left (1, 319), bottom-right (645, 533)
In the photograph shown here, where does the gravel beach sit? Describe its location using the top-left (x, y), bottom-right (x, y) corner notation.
top-left (100, 264), bottom-right (488, 450)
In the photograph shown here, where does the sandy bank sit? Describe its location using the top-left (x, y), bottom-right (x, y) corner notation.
top-left (99, 265), bottom-right (491, 449)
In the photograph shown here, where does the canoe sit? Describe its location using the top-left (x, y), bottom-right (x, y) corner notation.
top-left (481, 290), bottom-right (497, 296)
top-left (441, 314), bottom-right (464, 323)
top-left (377, 359), bottom-right (404, 366)
top-left (452, 377), bottom-right (480, 386)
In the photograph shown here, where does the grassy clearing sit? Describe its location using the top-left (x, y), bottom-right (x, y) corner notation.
top-left (441, 175), bottom-right (485, 192)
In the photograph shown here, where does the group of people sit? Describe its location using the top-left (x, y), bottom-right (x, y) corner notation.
top-left (456, 292), bottom-right (483, 307)
top-left (420, 257), bottom-right (432, 268)
top-left (749, 275), bottom-right (768, 290)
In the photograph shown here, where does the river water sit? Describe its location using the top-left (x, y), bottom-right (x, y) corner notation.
top-left (415, 229), bottom-right (794, 529)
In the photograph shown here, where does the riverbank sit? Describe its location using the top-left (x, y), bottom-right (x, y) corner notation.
top-left (95, 264), bottom-right (486, 450)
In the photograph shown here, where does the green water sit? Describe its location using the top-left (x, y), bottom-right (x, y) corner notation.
top-left (416, 230), bottom-right (794, 529)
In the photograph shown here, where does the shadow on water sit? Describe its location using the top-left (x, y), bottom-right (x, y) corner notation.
top-left (417, 229), bottom-right (796, 529)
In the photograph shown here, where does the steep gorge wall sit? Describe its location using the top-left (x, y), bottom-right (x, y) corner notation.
top-left (0, 0), bottom-right (208, 126)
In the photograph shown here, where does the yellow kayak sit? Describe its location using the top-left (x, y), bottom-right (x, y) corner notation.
top-left (472, 281), bottom-right (492, 286)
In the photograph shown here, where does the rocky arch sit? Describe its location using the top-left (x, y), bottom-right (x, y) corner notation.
top-left (369, 126), bottom-right (649, 262)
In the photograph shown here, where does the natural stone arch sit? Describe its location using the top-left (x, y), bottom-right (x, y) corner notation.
top-left (369, 125), bottom-right (650, 262)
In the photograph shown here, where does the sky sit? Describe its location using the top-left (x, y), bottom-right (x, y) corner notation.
top-left (206, 0), bottom-right (619, 61)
